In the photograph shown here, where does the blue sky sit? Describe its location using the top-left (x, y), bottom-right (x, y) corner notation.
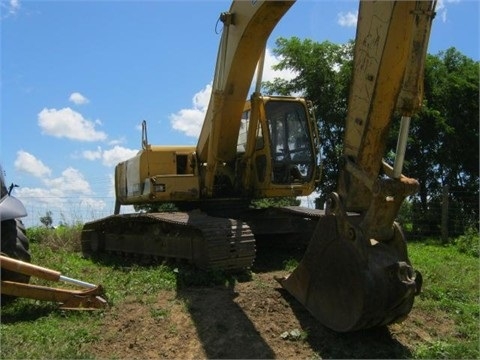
top-left (1, 0), bottom-right (478, 227)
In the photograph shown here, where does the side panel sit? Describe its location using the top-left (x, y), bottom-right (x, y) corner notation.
top-left (115, 146), bottom-right (200, 205)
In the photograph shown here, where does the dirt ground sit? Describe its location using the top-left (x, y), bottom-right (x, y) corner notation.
top-left (83, 242), bottom-right (451, 360)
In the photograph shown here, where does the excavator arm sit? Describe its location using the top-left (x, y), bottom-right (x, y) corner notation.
top-left (280, 0), bottom-right (436, 332)
top-left (339, 0), bottom-right (436, 219)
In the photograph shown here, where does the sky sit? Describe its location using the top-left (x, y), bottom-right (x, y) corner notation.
top-left (1, 0), bottom-right (479, 227)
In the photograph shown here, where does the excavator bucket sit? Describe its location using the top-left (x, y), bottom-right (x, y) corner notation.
top-left (278, 215), bottom-right (420, 332)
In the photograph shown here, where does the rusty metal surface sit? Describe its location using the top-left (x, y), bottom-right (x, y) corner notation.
top-left (1, 281), bottom-right (107, 310)
top-left (279, 215), bottom-right (420, 332)
top-left (1, 254), bottom-right (108, 310)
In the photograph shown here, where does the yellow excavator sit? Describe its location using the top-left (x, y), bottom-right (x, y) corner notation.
top-left (81, 0), bottom-right (436, 331)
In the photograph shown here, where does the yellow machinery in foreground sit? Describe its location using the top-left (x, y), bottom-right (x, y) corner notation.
top-left (1, 255), bottom-right (106, 310)
top-left (0, 165), bottom-right (106, 310)
top-left (81, 0), bottom-right (436, 331)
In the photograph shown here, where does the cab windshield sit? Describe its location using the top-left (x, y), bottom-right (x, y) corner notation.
top-left (265, 101), bottom-right (314, 184)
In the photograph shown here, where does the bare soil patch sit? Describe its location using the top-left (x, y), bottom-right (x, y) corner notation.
top-left (84, 242), bottom-right (453, 359)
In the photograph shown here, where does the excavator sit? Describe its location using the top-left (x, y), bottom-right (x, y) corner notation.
top-left (81, 0), bottom-right (436, 331)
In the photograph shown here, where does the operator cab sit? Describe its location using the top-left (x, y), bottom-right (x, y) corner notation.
top-left (237, 95), bottom-right (319, 197)
top-left (265, 100), bottom-right (315, 184)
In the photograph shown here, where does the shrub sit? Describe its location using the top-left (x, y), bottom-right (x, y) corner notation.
top-left (454, 227), bottom-right (479, 257)
top-left (26, 224), bottom-right (83, 252)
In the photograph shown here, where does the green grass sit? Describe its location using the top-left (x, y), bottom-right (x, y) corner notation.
top-left (408, 241), bottom-right (480, 359)
top-left (1, 241), bottom-right (179, 359)
top-left (1, 302), bottom-right (101, 359)
top-left (1, 227), bottom-right (479, 359)
top-left (282, 258), bottom-right (299, 272)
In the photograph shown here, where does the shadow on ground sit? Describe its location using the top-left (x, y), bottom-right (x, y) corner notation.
top-left (277, 286), bottom-right (413, 359)
top-left (0, 301), bottom-right (58, 324)
top-left (256, 236), bottom-right (412, 358)
top-left (176, 284), bottom-right (276, 359)
top-left (82, 234), bottom-right (413, 359)
top-left (174, 237), bottom-right (412, 359)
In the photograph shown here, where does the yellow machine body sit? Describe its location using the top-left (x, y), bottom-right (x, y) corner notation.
top-left (115, 95), bottom-right (319, 208)
top-left (115, 145), bottom-right (200, 204)
top-left (82, 0), bottom-right (437, 332)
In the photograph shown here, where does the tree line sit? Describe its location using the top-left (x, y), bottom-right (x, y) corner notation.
top-left (264, 37), bottom-right (479, 238)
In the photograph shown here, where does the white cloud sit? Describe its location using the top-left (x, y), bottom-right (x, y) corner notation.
top-left (192, 83), bottom-right (212, 111)
top-left (78, 197), bottom-right (107, 211)
top-left (69, 92), bottom-right (89, 105)
top-left (169, 48), bottom-right (298, 138)
top-left (261, 47), bottom-right (298, 83)
top-left (440, 8), bottom-right (447, 22)
top-left (435, 0), bottom-right (447, 22)
top-left (108, 137), bottom-right (126, 146)
top-left (15, 185), bottom-right (108, 226)
top-left (101, 145), bottom-right (138, 167)
top-left (13, 151), bottom-right (91, 194)
top-left (170, 83), bottom-right (211, 138)
top-left (437, 0), bottom-right (460, 23)
top-left (1, 0), bottom-right (20, 17)
top-left (10, 0), bottom-right (20, 13)
top-left (44, 167), bottom-right (92, 194)
top-left (437, 0), bottom-right (445, 11)
top-left (16, 186), bottom-right (64, 207)
top-left (82, 146), bottom-right (102, 161)
top-left (14, 150), bottom-right (52, 178)
top-left (81, 145), bottom-right (138, 167)
top-left (337, 11), bottom-right (358, 27)
top-left (38, 107), bottom-right (107, 141)
top-left (11, 151), bottom-right (111, 225)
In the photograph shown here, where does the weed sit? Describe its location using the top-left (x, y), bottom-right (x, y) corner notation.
top-left (414, 340), bottom-right (452, 359)
top-left (168, 323), bottom-right (178, 335)
top-left (413, 339), bottom-right (479, 359)
top-left (27, 224), bottom-right (83, 252)
top-left (454, 227), bottom-right (479, 257)
top-left (175, 265), bottom-right (237, 288)
top-left (409, 242), bottom-right (480, 360)
top-left (1, 308), bottom-right (100, 359)
top-left (283, 258), bottom-right (299, 272)
top-left (252, 274), bottom-right (269, 289)
top-left (280, 328), bottom-right (308, 341)
top-left (2, 225), bottom-right (479, 359)
top-left (150, 307), bottom-right (169, 320)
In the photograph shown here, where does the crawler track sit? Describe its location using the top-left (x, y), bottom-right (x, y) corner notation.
top-left (81, 211), bottom-right (256, 271)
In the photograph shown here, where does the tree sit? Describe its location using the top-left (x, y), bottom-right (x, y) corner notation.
top-left (398, 48), bottom-right (479, 236)
top-left (39, 211), bottom-right (53, 228)
top-left (266, 38), bottom-right (478, 236)
top-left (251, 197), bottom-right (300, 209)
top-left (134, 203), bottom-right (178, 213)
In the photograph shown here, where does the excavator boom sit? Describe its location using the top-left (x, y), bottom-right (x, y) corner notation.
top-left (196, 1), bottom-right (294, 196)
